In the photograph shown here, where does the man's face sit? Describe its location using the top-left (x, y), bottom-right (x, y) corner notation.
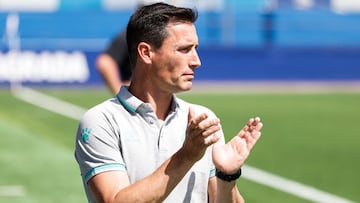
top-left (150, 22), bottom-right (201, 93)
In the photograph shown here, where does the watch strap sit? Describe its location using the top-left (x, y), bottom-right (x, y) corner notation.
top-left (215, 168), bottom-right (242, 182)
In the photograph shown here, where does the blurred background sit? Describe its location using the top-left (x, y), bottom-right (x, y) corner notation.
top-left (1, 0), bottom-right (360, 86)
top-left (1, 0), bottom-right (360, 203)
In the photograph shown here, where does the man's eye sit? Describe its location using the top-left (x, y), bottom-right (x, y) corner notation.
top-left (179, 47), bottom-right (191, 53)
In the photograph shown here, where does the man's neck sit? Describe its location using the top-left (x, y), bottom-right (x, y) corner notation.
top-left (129, 82), bottom-right (173, 121)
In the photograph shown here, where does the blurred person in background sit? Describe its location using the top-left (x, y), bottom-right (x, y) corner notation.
top-left (75, 2), bottom-right (263, 203)
top-left (95, 30), bottom-right (131, 94)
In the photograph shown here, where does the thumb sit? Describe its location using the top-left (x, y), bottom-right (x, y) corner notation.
top-left (188, 106), bottom-right (195, 126)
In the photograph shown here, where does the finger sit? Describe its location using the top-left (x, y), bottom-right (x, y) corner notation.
top-left (255, 122), bottom-right (263, 131)
top-left (188, 106), bottom-right (195, 125)
top-left (244, 131), bottom-right (252, 141)
top-left (248, 131), bottom-right (261, 150)
top-left (201, 122), bottom-right (221, 138)
top-left (252, 131), bottom-right (261, 140)
top-left (242, 125), bottom-right (249, 132)
top-left (232, 136), bottom-right (249, 157)
top-left (242, 120), bottom-right (253, 133)
top-left (254, 117), bottom-right (261, 124)
top-left (247, 117), bottom-right (262, 132)
top-left (198, 117), bottom-right (219, 131)
top-left (239, 117), bottom-right (261, 136)
top-left (204, 132), bottom-right (221, 145)
top-left (188, 107), bottom-right (208, 129)
top-left (187, 107), bottom-right (203, 135)
top-left (237, 129), bottom-right (246, 138)
top-left (247, 118), bottom-right (255, 127)
top-left (242, 131), bottom-right (254, 150)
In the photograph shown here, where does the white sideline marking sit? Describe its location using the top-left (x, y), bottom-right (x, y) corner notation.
top-left (243, 165), bottom-right (354, 203)
top-left (11, 85), bottom-right (86, 120)
top-left (11, 86), bottom-right (355, 203)
top-left (0, 185), bottom-right (25, 196)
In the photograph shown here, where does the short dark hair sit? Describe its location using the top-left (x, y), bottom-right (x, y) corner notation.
top-left (126, 2), bottom-right (198, 68)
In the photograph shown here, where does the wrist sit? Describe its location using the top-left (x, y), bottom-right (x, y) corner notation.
top-left (215, 168), bottom-right (242, 182)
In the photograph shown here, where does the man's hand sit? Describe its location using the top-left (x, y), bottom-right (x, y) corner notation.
top-left (181, 107), bottom-right (222, 163)
top-left (213, 117), bottom-right (263, 174)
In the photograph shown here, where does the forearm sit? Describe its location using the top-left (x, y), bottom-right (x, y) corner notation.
top-left (99, 66), bottom-right (122, 94)
top-left (96, 54), bottom-right (122, 93)
top-left (112, 149), bottom-right (195, 203)
top-left (215, 179), bottom-right (244, 203)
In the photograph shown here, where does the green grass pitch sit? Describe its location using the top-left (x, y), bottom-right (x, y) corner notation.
top-left (0, 87), bottom-right (359, 203)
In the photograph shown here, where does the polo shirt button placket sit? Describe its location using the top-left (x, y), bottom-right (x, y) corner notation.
top-left (149, 119), bottom-right (154, 125)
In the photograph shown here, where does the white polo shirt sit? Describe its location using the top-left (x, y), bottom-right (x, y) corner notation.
top-left (75, 86), bottom-right (224, 203)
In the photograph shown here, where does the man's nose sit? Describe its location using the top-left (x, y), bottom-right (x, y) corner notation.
top-left (190, 50), bottom-right (201, 68)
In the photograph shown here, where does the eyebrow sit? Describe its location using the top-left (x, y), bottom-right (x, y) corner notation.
top-left (178, 43), bottom-right (198, 50)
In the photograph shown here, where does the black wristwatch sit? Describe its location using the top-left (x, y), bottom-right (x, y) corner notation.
top-left (215, 168), bottom-right (242, 182)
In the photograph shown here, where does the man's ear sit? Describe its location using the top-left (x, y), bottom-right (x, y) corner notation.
top-left (137, 42), bottom-right (152, 64)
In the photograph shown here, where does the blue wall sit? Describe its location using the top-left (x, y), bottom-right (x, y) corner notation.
top-left (196, 47), bottom-right (360, 81)
top-left (84, 47), bottom-right (360, 85)
top-left (2, 8), bottom-right (360, 50)
top-left (1, 7), bottom-right (360, 85)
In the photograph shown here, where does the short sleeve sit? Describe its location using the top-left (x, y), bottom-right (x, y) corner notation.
top-left (74, 106), bottom-right (125, 183)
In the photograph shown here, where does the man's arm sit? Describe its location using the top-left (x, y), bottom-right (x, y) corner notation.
top-left (210, 117), bottom-right (263, 203)
top-left (95, 53), bottom-right (128, 94)
top-left (88, 149), bottom-right (196, 203)
top-left (88, 107), bottom-right (222, 203)
top-left (215, 178), bottom-right (244, 203)
top-left (208, 174), bottom-right (244, 203)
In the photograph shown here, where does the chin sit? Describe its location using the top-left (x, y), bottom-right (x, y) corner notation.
top-left (183, 81), bottom-right (193, 90)
top-left (175, 82), bottom-right (193, 93)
